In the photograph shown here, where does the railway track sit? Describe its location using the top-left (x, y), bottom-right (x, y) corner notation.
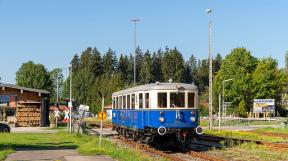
top-left (198, 134), bottom-right (288, 151)
top-left (114, 136), bottom-right (226, 161)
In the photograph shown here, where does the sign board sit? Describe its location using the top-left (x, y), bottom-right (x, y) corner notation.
top-left (0, 96), bottom-right (9, 103)
top-left (79, 105), bottom-right (89, 111)
top-left (54, 110), bottom-right (60, 118)
top-left (68, 102), bottom-right (73, 108)
top-left (98, 112), bottom-right (107, 120)
top-left (63, 109), bottom-right (70, 122)
top-left (253, 99), bottom-right (275, 113)
top-left (0, 103), bottom-right (8, 107)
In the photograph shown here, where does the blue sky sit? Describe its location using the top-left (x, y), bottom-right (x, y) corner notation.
top-left (0, 0), bottom-right (287, 83)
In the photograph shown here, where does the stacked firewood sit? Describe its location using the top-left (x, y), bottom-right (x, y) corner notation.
top-left (16, 105), bottom-right (41, 127)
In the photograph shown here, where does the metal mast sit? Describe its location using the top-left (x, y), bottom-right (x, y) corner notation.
top-left (131, 19), bottom-right (140, 86)
top-left (206, 9), bottom-right (213, 130)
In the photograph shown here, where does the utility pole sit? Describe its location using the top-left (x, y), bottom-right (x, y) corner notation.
top-left (69, 64), bottom-right (72, 133)
top-left (218, 94), bottom-right (221, 131)
top-left (56, 72), bottom-right (59, 128)
top-left (131, 19), bottom-right (140, 86)
top-left (206, 9), bottom-right (213, 130)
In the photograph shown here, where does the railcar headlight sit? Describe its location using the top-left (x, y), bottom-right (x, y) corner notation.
top-left (191, 111), bottom-right (195, 115)
top-left (159, 117), bottom-right (165, 123)
top-left (190, 116), bottom-right (196, 122)
top-left (160, 111), bottom-right (165, 116)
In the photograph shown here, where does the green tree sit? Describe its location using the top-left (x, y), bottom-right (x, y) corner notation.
top-left (162, 47), bottom-right (185, 82)
top-left (16, 61), bottom-right (52, 91)
top-left (183, 61), bottom-right (192, 83)
top-left (139, 50), bottom-right (153, 84)
top-left (71, 54), bottom-right (80, 72)
top-left (118, 54), bottom-right (130, 81)
top-left (152, 49), bottom-right (164, 82)
top-left (213, 53), bottom-right (222, 75)
top-left (195, 59), bottom-right (209, 93)
top-left (103, 48), bottom-right (117, 76)
top-left (189, 54), bottom-right (197, 83)
top-left (49, 68), bottom-right (64, 103)
top-left (213, 47), bottom-right (258, 117)
top-left (252, 57), bottom-right (285, 115)
top-left (91, 47), bottom-right (103, 76)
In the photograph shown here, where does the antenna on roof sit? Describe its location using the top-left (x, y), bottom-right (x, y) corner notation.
top-left (168, 79), bottom-right (173, 83)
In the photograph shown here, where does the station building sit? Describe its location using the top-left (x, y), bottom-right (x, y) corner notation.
top-left (0, 83), bottom-right (50, 127)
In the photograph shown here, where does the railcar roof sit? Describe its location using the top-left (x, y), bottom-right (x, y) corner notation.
top-left (112, 82), bottom-right (197, 96)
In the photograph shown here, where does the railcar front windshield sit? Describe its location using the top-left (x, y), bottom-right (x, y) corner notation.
top-left (170, 92), bottom-right (185, 108)
top-left (157, 91), bottom-right (197, 109)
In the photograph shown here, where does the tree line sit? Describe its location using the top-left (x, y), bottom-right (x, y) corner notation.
top-left (15, 47), bottom-right (288, 116)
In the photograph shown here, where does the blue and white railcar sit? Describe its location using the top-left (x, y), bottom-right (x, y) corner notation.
top-left (112, 82), bottom-right (202, 143)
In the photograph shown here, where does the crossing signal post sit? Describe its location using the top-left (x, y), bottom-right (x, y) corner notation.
top-left (98, 91), bottom-right (108, 147)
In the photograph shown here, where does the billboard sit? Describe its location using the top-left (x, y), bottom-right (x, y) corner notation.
top-left (253, 99), bottom-right (275, 113)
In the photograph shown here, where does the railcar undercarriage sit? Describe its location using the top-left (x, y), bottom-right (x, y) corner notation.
top-left (114, 125), bottom-right (200, 145)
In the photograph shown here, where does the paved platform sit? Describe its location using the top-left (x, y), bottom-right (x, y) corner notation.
top-left (10, 127), bottom-right (58, 133)
top-left (90, 127), bottom-right (117, 137)
top-left (5, 149), bottom-right (114, 161)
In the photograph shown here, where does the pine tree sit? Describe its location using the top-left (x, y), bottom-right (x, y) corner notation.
top-left (162, 47), bottom-right (185, 82)
top-left (152, 49), bottom-right (164, 82)
top-left (91, 47), bottom-right (103, 76)
top-left (103, 48), bottom-right (117, 77)
top-left (189, 54), bottom-right (197, 83)
top-left (139, 50), bottom-right (153, 84)
top-left (118, 54), bottom-right (130, 81)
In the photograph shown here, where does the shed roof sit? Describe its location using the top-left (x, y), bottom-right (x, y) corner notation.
top-left (0, 83), bottom-right (50, 94)
top-left (112, 82), bottom-right (198, 96)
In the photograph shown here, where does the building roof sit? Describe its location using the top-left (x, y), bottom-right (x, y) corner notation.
top-left (0, 83), bottom-right (50, 94)
top-left (112, 82), bottom-right (198, 96)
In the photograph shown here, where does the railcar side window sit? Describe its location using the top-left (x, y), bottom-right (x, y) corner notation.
top-left (131, 94), bottom-right (135, 109)
top-left (158, 93), bottom-right (167, 108)
top-left (123, 95), bottom-right (126, 109)
top-left (115, 97), bottom-right (118, 109)
top-left (127, 95), bottom-right (131, 109)
top-left (170, 92), bottom-right (185, 108)
top-left (119, 96), bottom-right (122, 109)
top-left (188, 93), bottom-right (195, 108)
top-left (145, 93), bottom-right (149, 108)
top-left (112, 97), bottom-right (115, 109)
top-left (139, 93), bottom-right (143, 109)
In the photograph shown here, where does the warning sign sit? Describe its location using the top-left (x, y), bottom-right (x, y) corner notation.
top-left (98, 112), bottom-right (107, 120)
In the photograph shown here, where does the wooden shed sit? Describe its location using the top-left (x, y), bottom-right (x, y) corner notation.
top-left (0, 83), bottom-right (50, 127)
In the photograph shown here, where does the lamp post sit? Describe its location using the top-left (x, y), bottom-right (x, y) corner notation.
top-left (222, 78), bottom-right (233, 123)
top-left (130, 19), bottom-right (140, 86)
top-left (69, 64), bottom-right (73, 133)
top-left (206, 9), bottom-right (213, 130)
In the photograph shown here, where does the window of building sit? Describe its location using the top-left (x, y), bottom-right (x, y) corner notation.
top-left (158, 93), bottom-right (167, 108)
top-left (145, 93), bottom-right (149, 109)
top-left (131, 94), bottom-right (135, 109)
top-left (119, 96), bottom-right (122, 109)
top-left (127, 95), bottom-right (131, 109)
top-left (170, 92), bottom-right (185, 108)
top-left (123, 95), bottom-right (126, 109)
top-left (188, 93), bottom-right (195, 108)
top-left (139, 93), bottom-right (143, 109)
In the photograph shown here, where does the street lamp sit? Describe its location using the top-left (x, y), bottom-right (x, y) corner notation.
top-left (130, 19), bottom-right (140, 86)
top-left (222, 79), bottom-right (233, 123)
top-left (206, 9), bottom-right (213, 130)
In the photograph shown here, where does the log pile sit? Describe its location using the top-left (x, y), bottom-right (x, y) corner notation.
top-left (16, 104), bottom-right (41, 127)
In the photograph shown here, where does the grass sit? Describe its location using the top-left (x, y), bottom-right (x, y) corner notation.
top-left (84, 118), bottom-right (112, 128)
top-left (200, 119), bottom-right (280, 127)
top-left (204, 129), bottom-right (288, 143)
top-left (208, 142), bottom-right (288, 161)
top-left (0, 132), bottom-right (164, 161)
top-left (256, 127), bottom-right (288, 134)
